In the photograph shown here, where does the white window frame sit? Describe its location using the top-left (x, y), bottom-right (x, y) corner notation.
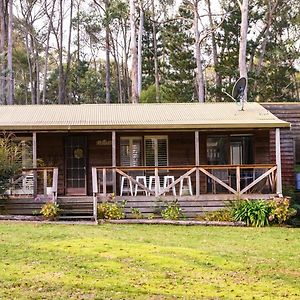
top-left (144, 135), bottom-right (169, 167)
top-left (120, 136), bottom-right (142, 166)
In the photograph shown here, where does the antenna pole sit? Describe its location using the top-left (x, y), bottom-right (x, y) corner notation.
top-left (222, 89), bottom-right (238, 103)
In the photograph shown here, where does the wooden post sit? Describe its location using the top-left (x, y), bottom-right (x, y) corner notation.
top-left (102, 168), bottom-right (107, 196)
top-left (275, 128), bottom-right (283, 196)
top-left (43, 169), bottom-right (47, 196)
top-left (52, 168), bottom-right (58, 202)
top-left (236, 166), bottom-right (240, 198)
top-left (112, 131), bottom-right (117, 195)
top-left (155, 167), bottom-right (159, 197)
top-left (32, 132), bottom-right (37, 197)
top-left (92, 167), bottom-right (98, 194)
top-left (195, 131), bottom-right (200, 196)
top-left (91, 167), bottom-right (98, 222)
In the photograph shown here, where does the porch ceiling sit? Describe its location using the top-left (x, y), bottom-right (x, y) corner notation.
top-left (0, 102), bottom-right (290, 131)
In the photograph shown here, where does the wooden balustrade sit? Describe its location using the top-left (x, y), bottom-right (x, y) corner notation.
top-left (92, 164), bottom-right (278, 199)
top-left (8, 167), bottom-right (59, 201)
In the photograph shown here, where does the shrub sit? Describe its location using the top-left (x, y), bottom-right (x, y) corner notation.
top-left (131, 208), bottom-right (143, 219)
top-left (40, 201), bottom-right (60, 220)
top-left (0, 134), bottom-right (22, 196)
top-left (268, 197), bottom-right (297, 224)
top-left (161, 200), bottom-right (182, 220)
top-left (200, 209), bottom-right (234, 222)
top-left (97, 201), bottom-right (125, 220)
top-left (232, 199), bottom-right (271, 227)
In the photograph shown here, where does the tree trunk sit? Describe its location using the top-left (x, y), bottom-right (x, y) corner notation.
top-left (206, 0), bottom-right (221, 87)
top-left (130, 0), bottom-right (138, 103)
top-left (151, 0), bottom-right (160, 102)
top-left (194, 0), bottom-right (205, 103)
top-left (58, 0), bottom-right (65, 104)
top-left (64, 0), bottom-right (73, 104)
top-left (104, 0), bottom-right (111, 103)
top-left (0, 0), bottom-right (7, 105)
top-left (137, 2), bottom-right (143, 98)
top-left (238, 0), bottom-right (249, 101)
top-left (42, 0), bottom-right (56, 104)
top-left (7, 0), bottom-right (13, 104)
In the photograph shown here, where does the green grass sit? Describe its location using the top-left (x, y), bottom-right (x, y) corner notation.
top-left (0, 223), bottom-right (300, 299)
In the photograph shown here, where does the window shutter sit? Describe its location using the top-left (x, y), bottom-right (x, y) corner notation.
top-left (131, 138), bottom-right (142, 166)
top-left (120, 139), bottom-right (131, 166)
top-left (120, 138), bottom-right (142, 166)
top-left (157, 138), bottom-right (168, 166)
top-left (145, 138), bottom-right (155, 166)
top-left (145, 137), bottom-right (168, 167)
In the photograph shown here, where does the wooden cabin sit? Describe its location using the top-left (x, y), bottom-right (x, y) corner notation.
top-left (0, 102), bottom-right (291, 219)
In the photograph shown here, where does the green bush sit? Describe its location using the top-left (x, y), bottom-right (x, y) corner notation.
top-left (0, 134), bottom-right (22, 196)
top-left (200, 209), bottom-right (234, 222)
top-left (268, 197), bottom-right (297, 224)
top-left (40, 202), bottom-right (60, 220)
top-left (131, 208), bottom-right (143, 219)
top-left (232, 199), bottom-right (271, 227)
top-left (97, 202), bottom-right (125, 220)
top-left (161, 200), bottom-right (182, 220)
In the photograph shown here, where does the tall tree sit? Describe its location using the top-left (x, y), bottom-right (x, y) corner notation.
top-left (0, 0), bottom-right (7, 105)
top-left (129, 0), bottom-right (139, 103)
top-left (193, 0), bottom-right (205, 102)
top-left (238, 0), bottom-right (249, 100)
top-left (7, 0), bottom-right (13, 104)
top-left (162, 1), bottom-right (196, 102)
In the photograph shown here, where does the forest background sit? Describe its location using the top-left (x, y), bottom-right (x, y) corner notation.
top-left (0, 0), bottom-right (299, 105)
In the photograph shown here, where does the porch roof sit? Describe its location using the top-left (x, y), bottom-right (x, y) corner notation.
top-left (0, 102), bottom-right (290, 131)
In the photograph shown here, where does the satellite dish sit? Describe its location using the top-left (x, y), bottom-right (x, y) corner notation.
top-left (222, 77), bottom-right (247, 111)
top-left (232, 77), bottom-right (246, 101)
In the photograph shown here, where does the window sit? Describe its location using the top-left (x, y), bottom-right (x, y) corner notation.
top-left (144, 136), bottom-right (168, 166)
top-left (207, 136), bottom-right (228, 165)
top-left (207, 135), bottom-right (253, 165)
top-left (230, 135), bottom-right (253, 164)
top-left (120, 137), bottom-right (142, 166)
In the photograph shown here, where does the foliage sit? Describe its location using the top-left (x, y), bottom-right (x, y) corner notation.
top-left (0, 134), bottom-right (22, 196)
top-left (161, 0), bottom-right (196, 103)
top-left (161, 200), bottom-right (183, 220)
top-left (199, 209), bottom-right (234, 222)
top-left (40, 201), bottom-right (60, 220)
top-left (268, 197), bottom-right (297, 224)
top-left (131, 208), bottom-right (143, 219)
top-left (232, 199), bottom-right (271, 227)
top-left (140, 85), bottom-right (157, 103)
top-left (98, 200), bottom-right (125, 220)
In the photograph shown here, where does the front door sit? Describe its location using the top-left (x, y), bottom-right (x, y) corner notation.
top-left (65, 136), bottom-right (87, 195)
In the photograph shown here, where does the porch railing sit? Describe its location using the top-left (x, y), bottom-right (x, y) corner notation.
top-left (92, 164), bottom-right (277, 199)
top-left (7, 167), bottom-right (59, 202)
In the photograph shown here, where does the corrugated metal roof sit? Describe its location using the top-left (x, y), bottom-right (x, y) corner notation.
top-left (0, 102), bottom-right (290, 130)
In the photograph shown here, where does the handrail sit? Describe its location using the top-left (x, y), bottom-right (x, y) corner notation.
top-left (92, 164), bottom-right (276, 171)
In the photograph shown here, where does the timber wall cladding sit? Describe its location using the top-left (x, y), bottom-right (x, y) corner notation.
top-left (262, 103), bottom-right (296, 187)
top-left (37, 133), bottom-right (65, 195)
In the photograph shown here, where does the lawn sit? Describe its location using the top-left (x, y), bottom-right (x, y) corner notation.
top-left (0, 222), bottom-right (300, 299)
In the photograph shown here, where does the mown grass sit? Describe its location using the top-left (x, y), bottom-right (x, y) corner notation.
top-left (0, 222), bottom-right (300, 299)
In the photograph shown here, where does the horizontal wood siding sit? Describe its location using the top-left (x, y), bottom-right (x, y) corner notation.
top-left (262, 104), bottom-right (296, 187)
top-left (37, 133), bottom-right (65, 195)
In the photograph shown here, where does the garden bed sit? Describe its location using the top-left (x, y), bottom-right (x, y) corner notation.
top-left (104, 219), bottom-right (246, 226)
